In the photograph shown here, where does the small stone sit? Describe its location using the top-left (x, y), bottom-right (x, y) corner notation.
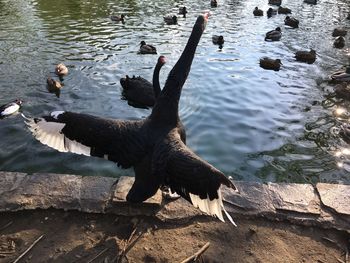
top-left (144, 246), bottom-right (149, 251)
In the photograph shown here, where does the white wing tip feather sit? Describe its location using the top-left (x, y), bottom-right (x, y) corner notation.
top-left (24, 115), bottom-right (91, 156)
top-left (189, 189), bottom-right (237, 227)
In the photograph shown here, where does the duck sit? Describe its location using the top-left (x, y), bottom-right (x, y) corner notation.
top-left (304, 0), bottom-right (317, 4)
top-left (139, 41), bottom-right (157, 54)
top-left (334, 36), bottom-right (345, 49)
top-left (265, 27), bottom-right (282, 41)
top-left (284, 16), bottom-right (299, 28)
top-left (120, 56), bottom-right (166, 108)
top-left (278, 6), bottom-right (291, 14)
top-left (212, 35), bottom-right (224, 46)
top-left (55, 63), bottom-right (68, 76)
top-left (268, 0), bottom-right (282, 6)
top-left (259, 57), bottom-right (282, 71)
top-left (295, 49), bottom-right (316, 64)
top-left (24, 14), bottom-right (237, 226)
top-left (164, 15), bottom-right (177, 25)
top-left (331, 67), bottom-right (350, 82)
top-left (211, 0), bottom-right (218, 7)
top-left (47, 77), bottom-right (63, 97)
top-left (335, 83), bottom-right (350, 100)
top-left (178, 6), bottom-right (187, 18)
top-left (332, 28), bottom-right (347, 37)
top-left (340, 124), bottom-right (350, 144)
top-left (0, 99), bottom-right (22, 118)
top-left (347, 13), bottom-right (350, 20)
top-left (267, 8), bottom-right (277, 18)
top-left (253, 7), bottom-right (263, 16)
top-left (110, 14), bottom-right (125, 22)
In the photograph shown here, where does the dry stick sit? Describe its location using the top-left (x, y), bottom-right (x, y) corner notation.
top-left (116, 227), bottom-right (137, 263)
top-left (179, 242), bottom-right (210, 263)
top-left (116, 227), bottom-right (146, 263)
top-left (12, 234), bottom-right (44, 263)
top-left (0, 221), bottom-right (13, 232)
top-left (87, 247), bottom-right (109, 263)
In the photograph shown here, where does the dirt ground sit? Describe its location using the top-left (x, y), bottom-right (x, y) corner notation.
top-left (0, 209), bottom-right (349, 263)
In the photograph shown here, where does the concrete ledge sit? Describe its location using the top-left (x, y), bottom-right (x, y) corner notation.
top-left (0, 172), bottom-right (349, 232)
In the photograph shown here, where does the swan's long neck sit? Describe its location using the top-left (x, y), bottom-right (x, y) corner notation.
top-left (152, 61), bottom-right (164, 99)
top-left (150, 16), bottom-right (206, 125)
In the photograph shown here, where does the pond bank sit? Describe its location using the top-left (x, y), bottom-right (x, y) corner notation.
top-left (0, 172), bottom-right (349, 262)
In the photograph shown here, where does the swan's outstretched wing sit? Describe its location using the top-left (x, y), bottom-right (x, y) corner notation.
top-left (152, 131), bottom-right (237, 225)
top-left (24, 111), bottom-right (148, 169)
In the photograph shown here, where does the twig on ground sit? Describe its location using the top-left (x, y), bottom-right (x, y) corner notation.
top-left (12, 234), bottom-right (44, 263)
top-left (179, 242), bottom-right (210, 263)
top-left (116, 227), bottom-right (137, 263)
top-left (87, 247), bottom-right (109, 263)
top-left (0, 221), bottom-right (13, 232)
top-left (336, 257), bottom-right (345, 263)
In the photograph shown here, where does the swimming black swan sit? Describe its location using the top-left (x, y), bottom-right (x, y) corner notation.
top-left (24, 14), bottom-right (236, 225)
top-left (120, 56), bottom-right (166, 108)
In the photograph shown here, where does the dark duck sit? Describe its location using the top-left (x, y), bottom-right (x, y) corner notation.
top-left (139, 41), bottom-right (157, 54)
top-left (178, 6), bottom-right (187, 18)
top-left (24, 14), bottom-right (237, 225)
top-left (110, 14), bottom-right (125, 23)
top-left (164, 15), bottom-right (177, 25)
top-left (120, 56), bottom-right (166, 108)
top-left (0, 99), bottom-right (22, 118)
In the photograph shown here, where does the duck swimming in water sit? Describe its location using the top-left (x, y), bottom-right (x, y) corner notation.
top-left (0, 99), bottom-right (22, 118)
top-left (24, 14), bottom-right (237, 226)
top-left (110, 14), bottom-right (125, 22)
top-left (178, 6), bottom-right (187, 18)
top-left (284, 16), bottom-right (299, 28)
top-left (268, 0), bottom-right (281, 6)
top-left (139, 41), bottom-right (157, 54)
top-left (295, 49), bottom-right (316, 64)
top-left (211, 0), bottom-right (218, 7)
top-left (278, 6), bottom-right (291, 14)
top-left (332, 28), bottom-right (347, 37)
top-left (47, 77), bottom-right (63, 97)
top-left (259, 57), bottom-right (282, 71)
top-left (331, 67), bottom-right (350, 82)
top-left (120, 56), bottom-right (166, 108)
top-left (265, 27), bottom-right (282, 41)
top-left (164, 15), bottom-right (178, 25)
top-left (267, 8), bottom-right (277, 18)
top-left (334, 36), bottom-right (345, 49)
top-left (253, 7), bottom-right (263, 16)
top-left (55, 63), bottom-right (68, 77)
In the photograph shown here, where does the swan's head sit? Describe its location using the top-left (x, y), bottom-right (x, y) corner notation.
top-left (158, 56), bottom-right (166, 65)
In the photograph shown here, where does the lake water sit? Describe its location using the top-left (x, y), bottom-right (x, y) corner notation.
top-left (1, 0), bottom-right (350, 184)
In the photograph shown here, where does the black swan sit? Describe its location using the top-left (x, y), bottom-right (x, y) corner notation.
top-left (24, 14), bottom-right (236, 225)
top-left (0, 99), bottom-right (22, 118)
top-left (120, 56), bottom-right (166, 108)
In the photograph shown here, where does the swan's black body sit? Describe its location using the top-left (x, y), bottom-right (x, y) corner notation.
top-left (120, 56), bottom-right (165, 108)
top-left (26, 15), bottom-right (236, 223)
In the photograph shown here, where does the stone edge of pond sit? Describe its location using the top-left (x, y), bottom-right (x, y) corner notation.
top-left (0, 171), bottom-right (349, 233)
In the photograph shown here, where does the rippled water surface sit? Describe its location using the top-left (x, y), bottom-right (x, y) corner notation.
top-left (1, 0), bottom-right (350, 183)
